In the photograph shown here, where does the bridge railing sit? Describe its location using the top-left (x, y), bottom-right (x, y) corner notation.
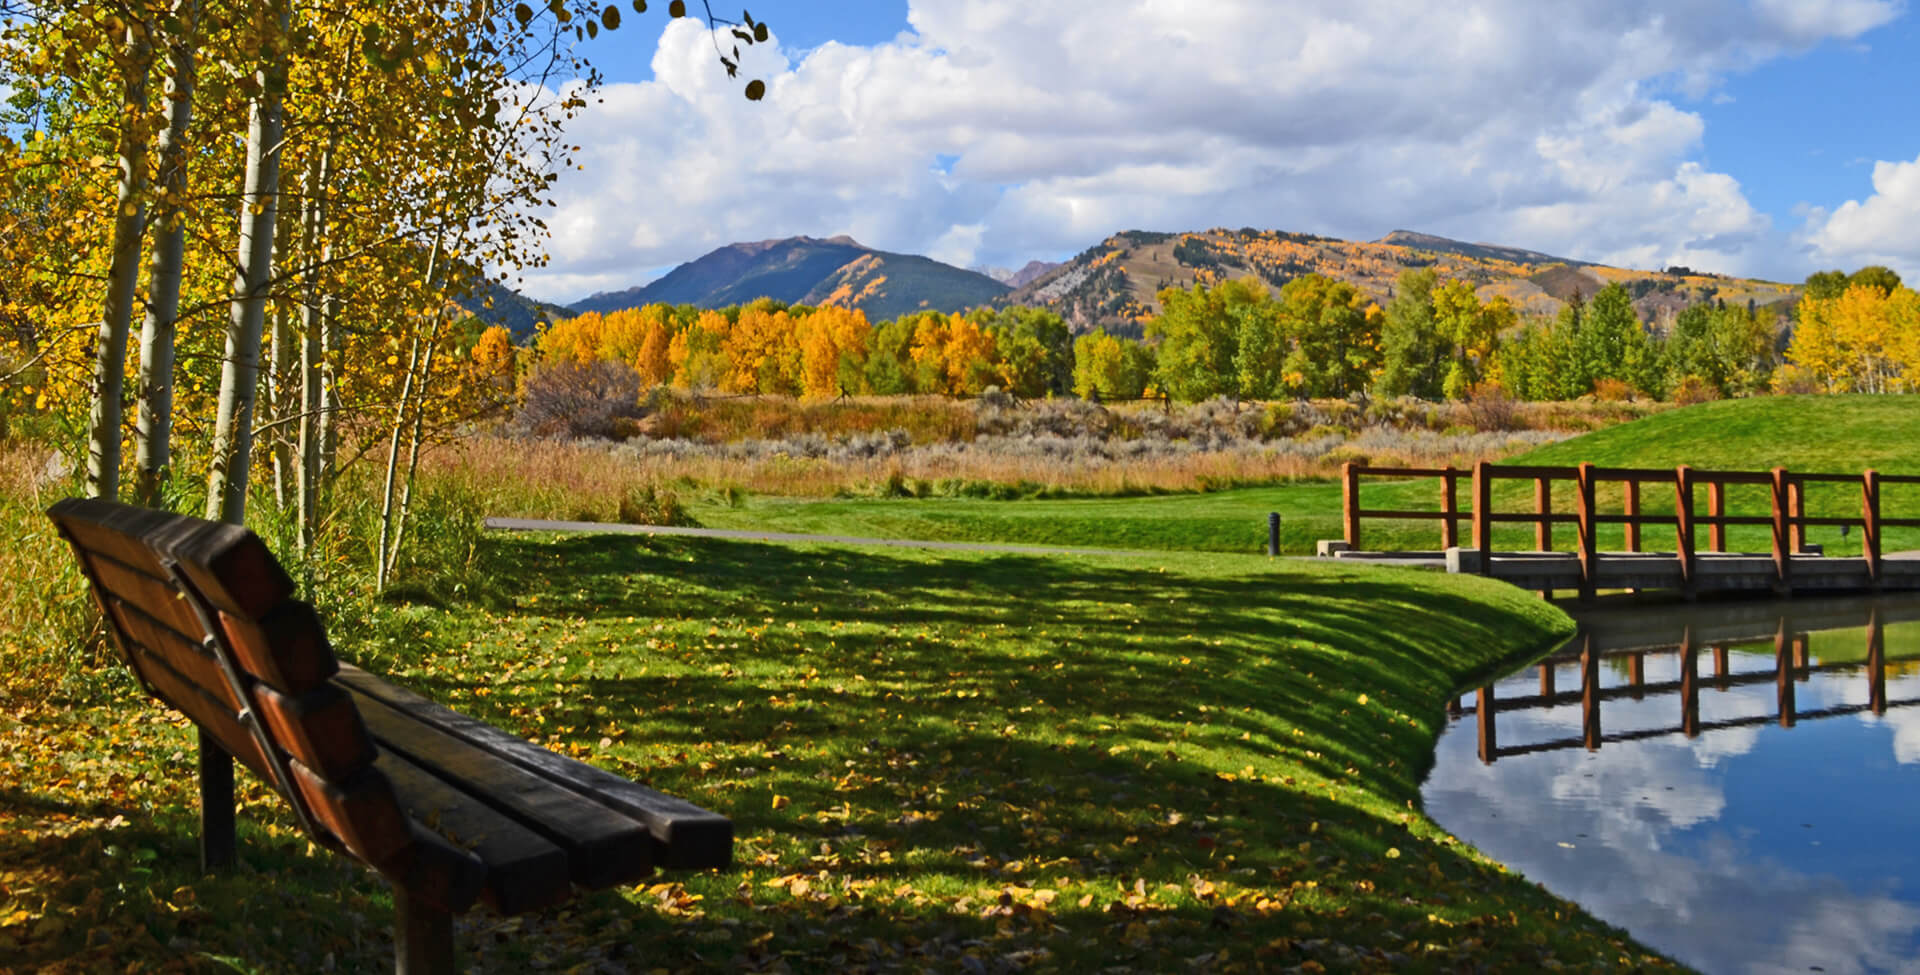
top-left (1341, 461), bottom-right (1920, 594)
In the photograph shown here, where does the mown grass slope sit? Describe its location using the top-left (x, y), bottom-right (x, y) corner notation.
top-left (1508, 395), bottom-right (1920, 472)
top-left (0, 533), bottom-right (1686, 971)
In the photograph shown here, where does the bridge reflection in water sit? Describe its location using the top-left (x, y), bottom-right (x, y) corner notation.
top-left (1450, 595), bottom-right (1920, 765)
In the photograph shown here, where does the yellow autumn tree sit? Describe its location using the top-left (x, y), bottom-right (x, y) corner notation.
top-left (910, 313), bottom-right (1000, 394)
top-left (1788, 283), bottom-right (1919, 393)
top-left (795, 305), bottom-right (871, 398)
top-left (720, 303), bottom-right (801, 394)
top-left (669, 310), bottom-right (732, 390)
top-left (535, 312), bottom-right (607, 365)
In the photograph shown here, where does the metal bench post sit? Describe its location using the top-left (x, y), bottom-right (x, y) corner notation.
top-left (396, 890), bottom-right (456, 975)
top-left (200, 729), bottom-right (236, 871)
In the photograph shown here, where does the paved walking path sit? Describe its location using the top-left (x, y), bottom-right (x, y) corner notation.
top-left (483, 517), bottom-right (1155, 557)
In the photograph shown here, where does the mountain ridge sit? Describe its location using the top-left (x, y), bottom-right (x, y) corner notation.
top-left (1005, 227), bottom-right (1796, 335)
top-left (571, 235), bottom-right (1010, 321)
top-left (561, 228), bottom-right (1798, 337)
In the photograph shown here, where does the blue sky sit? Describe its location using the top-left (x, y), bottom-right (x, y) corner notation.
top-left (519, 1), bottom-right (1920, 303)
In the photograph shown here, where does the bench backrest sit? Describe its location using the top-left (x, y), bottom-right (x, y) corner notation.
top-left (48, 497), bottom-right (416, 869)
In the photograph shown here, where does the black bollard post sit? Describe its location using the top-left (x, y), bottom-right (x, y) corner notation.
top-left (1267, 512), bottom-right (1281, 557)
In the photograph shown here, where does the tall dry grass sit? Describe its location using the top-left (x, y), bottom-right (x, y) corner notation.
top-left (0, 442), bottom-right (114, 701)
top-left (404, 392), bottom-right (1663, 524)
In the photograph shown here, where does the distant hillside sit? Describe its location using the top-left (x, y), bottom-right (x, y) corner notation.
top-left (1006, 228), bottom-right (1799, 336)
top-left (1375, 230), bottom-right (1595, 268)
top-left (453, 269), bottom-right (571, 341)
top-left (572, 235), bottom-right (1010, 322)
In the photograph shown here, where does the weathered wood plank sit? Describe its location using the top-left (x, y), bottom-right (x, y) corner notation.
top-left (84, 550), bottom-right (204, 644)
top-left (351, 686), bottom-right (656, 888)
top-left (335, 665), bottom-right (731, 870)
top-left (109, 595), bottom-right (242, 712)
top-left (374, 748), bottom-right (573, 916)
top-left (253, 683), bottom-right (377, 782)
top-left (218, 600), bottom-right (338, 695)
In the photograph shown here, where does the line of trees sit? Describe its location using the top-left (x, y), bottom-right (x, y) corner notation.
top-left (0, 0), bottom-right (768, 585)
top-left (527, 263), bottom-right (1919, 412)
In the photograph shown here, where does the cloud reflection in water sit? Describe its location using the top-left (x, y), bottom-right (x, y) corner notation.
top-left (1424, 611), bottom-right (1920, 974)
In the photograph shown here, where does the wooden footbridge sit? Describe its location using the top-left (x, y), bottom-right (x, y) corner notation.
top-left (1319, 461), bottom-right (1920, 599)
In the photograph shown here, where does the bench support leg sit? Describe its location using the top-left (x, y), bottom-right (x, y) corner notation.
top-left (396, 891), bottom-right (455, 975)
top-left (198, 729), bottom-right (235, 872)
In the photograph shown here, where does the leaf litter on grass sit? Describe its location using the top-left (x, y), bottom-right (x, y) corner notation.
top-left (1, 534), bottom-right (1683, 972)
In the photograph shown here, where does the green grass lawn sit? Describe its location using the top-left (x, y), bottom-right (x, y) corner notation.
top-left (678, 395), bottom-right (1920, 557)
top-left (691, 482), bottom-right (1352, 554)
top-left (2, 533), bottom-right (1683, 972)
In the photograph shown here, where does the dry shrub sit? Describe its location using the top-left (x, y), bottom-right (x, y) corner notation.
top-left (1670, 376), bottom-right (1723, 406)
top-left (1463, 382), bottom-right (1518, 432)
top-left (1591, 378), bottom-right (1635, 402)
top-left (1770, 366), bottom-right (1822, 396)
top-left (517, 359), bottom-right (644, 438)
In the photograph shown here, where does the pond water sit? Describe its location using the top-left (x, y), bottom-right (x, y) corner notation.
top-left (1422, 594), bottom-right (1920, 975)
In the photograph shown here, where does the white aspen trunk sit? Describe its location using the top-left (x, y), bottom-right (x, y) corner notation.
top-left (375, 329), bottom-right (425, 592)
top-left (87, 22), bottom-right (153, 502)
top-left (386, 310), bottom-right (447, 584)
top-left (205, 0), bottom-right (289, 525)
top-left (317, 286), bottom-right (340, 484)
top-left (265, 179), bottom-right (304, 509)
top-left (134, 0), bottom-right (195, 508)
top-left (376, 233), bottom-right (443, 590)
top-left (296, 143), bottom-right (332, 555)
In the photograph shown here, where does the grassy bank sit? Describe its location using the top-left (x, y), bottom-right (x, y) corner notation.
top-left (0, 531), bottom-right (1682, 972)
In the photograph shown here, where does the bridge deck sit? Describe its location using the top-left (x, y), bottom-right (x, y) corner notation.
top-left (1324, 546), bottom-right (1920, 597)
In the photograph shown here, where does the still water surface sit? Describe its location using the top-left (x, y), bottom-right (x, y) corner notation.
top-left (1423, 595), bottom-right (1920, 975)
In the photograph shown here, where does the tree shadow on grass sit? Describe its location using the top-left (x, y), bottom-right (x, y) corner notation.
top-left (433, 533), bottom-right (1549, 798)
top-left (333, 532), bottom-right (1661, 971)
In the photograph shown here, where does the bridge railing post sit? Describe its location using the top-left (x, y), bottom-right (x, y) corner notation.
top-left (1771, 467), bottom-right (1792, 595)
top-left (1441, 467), bottom-right (1460, 550)
top-left (1534, 476), bottom-right (1553, 551)
top-left (1863, 469), bottom-right (1883, 588)
top-left (1708, 480), bottom-right (1726, 552)
top-left (1790, 478), bottom-right (1808, 553)
top-left (1623, 479), bottom-right (1641, 552)
top-left (1675, 465), bottom-right (1697, 597)
top-left (1575, 462), bottom-right (1597, 601)
top-left (1342, 461), bottom-right (1362, 550)
top-left (1473, 461), bottom-right (1492, 572)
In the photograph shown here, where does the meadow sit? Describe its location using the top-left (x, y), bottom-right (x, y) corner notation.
top-left (23, 393), bottom-right (1898, 971)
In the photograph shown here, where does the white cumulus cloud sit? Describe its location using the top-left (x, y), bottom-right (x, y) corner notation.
top-left (1801, 153), bottom-right (1920, 280)
top-left (516, 0), bottom-right (1903, 303)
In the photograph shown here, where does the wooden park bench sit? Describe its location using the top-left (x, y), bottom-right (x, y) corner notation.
top-left (47, 497), bottom-right (731, 973)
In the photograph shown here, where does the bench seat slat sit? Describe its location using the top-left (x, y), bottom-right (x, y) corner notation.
top-left (218, 601), bottom-right (339, 696)
top-left (253, 683), bottom-right (378, 782)
top-left (123, 641), bottom-right (272, 779)
top-left (373, 748), bottom-right (574, 916)
top-left (350, 684), bottom-right (656, 889)
top-left (287, 760), bottom-right (414, 867)
top-left (83, 550), bottom-right (208, 648)
top-left (109, 596), bottom-right (242, 712)
top-left (52, 498), bottom-right (295, 621)
top-left (336, 664), bottom-right (732, 870)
